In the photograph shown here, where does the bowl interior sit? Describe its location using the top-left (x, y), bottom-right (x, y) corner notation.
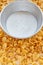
top-left (1, 1), bottom-right (42, 38)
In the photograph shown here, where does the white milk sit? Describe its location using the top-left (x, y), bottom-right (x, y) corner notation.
top-left (6, 11), bottom-right (37, 38)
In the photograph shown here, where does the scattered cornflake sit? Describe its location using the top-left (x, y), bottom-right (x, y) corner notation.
top-left (2, 37), bottom-right (7, 42)
top-left (32, 62), bottom-right (40, 65)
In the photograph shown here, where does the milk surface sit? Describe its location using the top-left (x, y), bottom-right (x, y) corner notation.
top-left (6, 11), bottom-right (37, 38)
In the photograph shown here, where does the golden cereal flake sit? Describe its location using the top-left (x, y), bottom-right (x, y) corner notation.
top-left (32, 62), bottom-right (40, 65)
top-left (38, 58), bottom-right (43, 64)
top-left (0, 62), bottom-right (2, 65)
top-left (7, 62), bottom-right (13, 65)
top-left (32, 53), bottom-right (40, 61)
top-left (2, 43), bottom-right (7, 49)
top-left (2, 37), bottom-right (7, 42)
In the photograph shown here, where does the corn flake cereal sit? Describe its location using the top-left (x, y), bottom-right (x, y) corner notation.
top-left (0, 0), bottom-right (43, 65)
